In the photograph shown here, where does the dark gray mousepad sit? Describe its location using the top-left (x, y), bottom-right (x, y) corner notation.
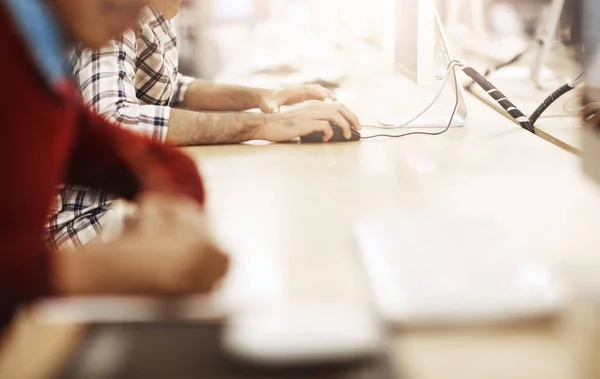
top-left (55, 322), bottom-right (398, 379)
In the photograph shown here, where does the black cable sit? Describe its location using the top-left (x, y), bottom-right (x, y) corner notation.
top-left (466, 67), bottom-right (584, 131)
top-left (529, 73), bottom-right (584, 124)
top-left (361, 63), bottom-right (581, 140)
top-left (462, 66), bottom-right (535, 133)
top-left (487, 51), bottom-right (525, 76)
top-left (464, 38), bottom-right (563, 92)
top-left (466, 51), bottom-right (525, 92)
top-left (529, 84), bottom-right (575, 124)
top-left (361, 64), bottom-right (460, 140)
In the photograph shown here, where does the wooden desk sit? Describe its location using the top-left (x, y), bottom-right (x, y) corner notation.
top-left (470, 92), bottom-right (582, 154)
top-left (534, 116), bottom-right (582, 154)
top-left (3, 94), bottom-right (600, 379)
top-left (465, 63), bottom-right (583, 154)
top-left (184, 92), bottom-right (600, 379)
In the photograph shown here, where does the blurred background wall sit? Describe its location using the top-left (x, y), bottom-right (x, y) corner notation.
top-left (174, 0), bottom-right (582, 80)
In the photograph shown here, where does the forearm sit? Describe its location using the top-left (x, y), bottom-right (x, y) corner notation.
top-left (182, 79), bottom-right (268, 112)
top-left (166, 108), bottom-right (269, 145)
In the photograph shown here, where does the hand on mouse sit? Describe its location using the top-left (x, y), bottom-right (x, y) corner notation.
top-left (582, 88), bottom-right (600, 128)
top-left (258, 102), bottom-right (361, 142)
top-left (52, 193), bottom-right (230, 296)
top-left (258, 85), bottom-right (337, 113)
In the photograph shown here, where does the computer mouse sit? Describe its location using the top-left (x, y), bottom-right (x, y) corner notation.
top-left (300, 124), bottom-right (361, 143)
top-left (222, 301), bottom-right (384, 367)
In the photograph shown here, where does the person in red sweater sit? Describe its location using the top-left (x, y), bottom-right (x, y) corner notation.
top-left (0, 0), bottom-right (229, 330)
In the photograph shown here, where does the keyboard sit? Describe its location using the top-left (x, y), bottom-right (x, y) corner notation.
top-left (354, 213), bottom-right (563, 325)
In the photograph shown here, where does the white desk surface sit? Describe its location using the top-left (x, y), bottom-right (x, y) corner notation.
top-left (3, 89), bottom-right (600, 379)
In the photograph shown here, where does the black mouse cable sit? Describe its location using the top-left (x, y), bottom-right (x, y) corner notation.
top-left (360, 61), bottom-right (461, 140)
top-left (364, 60), bottom-right (461, 131)
top-left (362, 63), bottom-right (533, 138)
top-left (362, 61), bottom-right (582, 139)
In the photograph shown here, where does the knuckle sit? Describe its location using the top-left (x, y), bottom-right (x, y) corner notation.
top-left (162, 263), bottom-right (197, 294)
top-left (215, 253), bottom-right (231, 277)
top-left (163, 244), bottom-right (213, 294)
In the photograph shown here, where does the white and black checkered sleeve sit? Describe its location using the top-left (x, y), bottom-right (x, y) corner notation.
top-left (171, 73), bottom-right (195, 108)
top-left (71, 30), bottom-right (170, 143)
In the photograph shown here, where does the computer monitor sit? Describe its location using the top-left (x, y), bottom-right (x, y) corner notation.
top-left (381, 0), bottom-right (467, 127)
top-left (394, 0), bottom-right (437, 86)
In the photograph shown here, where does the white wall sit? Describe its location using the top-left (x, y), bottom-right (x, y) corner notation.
top-left (176, 0), bottom-right (398, 78)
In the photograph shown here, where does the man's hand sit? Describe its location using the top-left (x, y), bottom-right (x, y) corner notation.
top-left (258, 85), bottom-right (337, 113)
top-left (124, 193), bottom-right (229, 294)
top-left (258, 102), bottom-right (361, 143)
top-left (582, 89), bottom-right (600, 128)
top-left (53, 193), bottom-right (229, 296)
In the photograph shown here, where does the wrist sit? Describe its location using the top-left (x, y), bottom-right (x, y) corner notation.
top-left (254, 113), bottom-right (279, 141)
top-left (50, 245), bottom-right (111, 295)
top-left (50, 238), bottom-right (151, 296)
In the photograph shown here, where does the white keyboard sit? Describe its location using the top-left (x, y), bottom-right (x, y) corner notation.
top-left (355, 213), bottom-right (563, 326)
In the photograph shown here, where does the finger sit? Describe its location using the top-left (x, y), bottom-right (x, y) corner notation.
top-left (321, 87), bottom-right (337, 101)
top-left (308, 85), bottom-right (333, 102)
top-left (260, 100), bottom-right (280, 114)
top-left (210, 251), bottom-right (230, 287)
top-left (591, 113), bottom-right (600, 128)
top-left (324, 111), bottom-right (352, 140)
top-left (287, 85), bottom-right (329, 104)
top-left (335, 103), bottom-right (361, 131)
top-left (318, 120), bottom-right (334, 142)
top-left (195, 248), bottom-right (230, 293)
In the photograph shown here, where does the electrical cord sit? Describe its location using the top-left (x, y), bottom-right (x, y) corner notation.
top-left (359, 61), bottom-right (581, 139)
top-left (365, 60), bottom-right (461, 130)
top-left (360, 61), bottom-right (461, 140)
top-left (465, 39), bottom-right (563, 92)
top-left (461, 66), bottom-right (535, 133)
top-left (529, 72), bottom-right (584, 124)
top-left (465, 50), bottom-right (525, 92)
top-left (465, 69), bottom-right (585, 132)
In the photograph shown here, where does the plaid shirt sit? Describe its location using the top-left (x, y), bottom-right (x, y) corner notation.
top-left (47, 6), bottom-right (195, 251)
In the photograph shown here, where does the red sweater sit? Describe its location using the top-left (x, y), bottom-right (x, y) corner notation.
top-left (0, 7), bottom-right (205, 328)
